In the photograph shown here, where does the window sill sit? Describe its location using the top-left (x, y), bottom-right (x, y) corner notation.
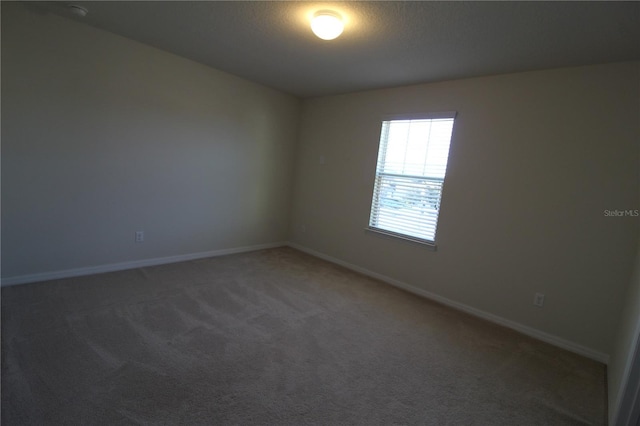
top-left (365, 227), bottom-right (437, 251)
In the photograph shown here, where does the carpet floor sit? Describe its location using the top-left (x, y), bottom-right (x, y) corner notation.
top-left (2, 247), bottom-right (606, 425)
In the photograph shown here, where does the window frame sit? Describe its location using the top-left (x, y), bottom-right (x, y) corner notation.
top-left (366, 112), bottom-right (457, 248)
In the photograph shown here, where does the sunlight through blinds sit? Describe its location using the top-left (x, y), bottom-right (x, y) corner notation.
top-left (369, 114), bottom-right (456, 244)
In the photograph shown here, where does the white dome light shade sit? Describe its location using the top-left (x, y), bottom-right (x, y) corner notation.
top-left (311, 11), bottom-right (344, 40)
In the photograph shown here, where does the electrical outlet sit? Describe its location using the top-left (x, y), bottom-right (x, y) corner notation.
top-left (135, 231), bottom-right (144, 243)
top-left (534, 293), bottom-right (545, 307)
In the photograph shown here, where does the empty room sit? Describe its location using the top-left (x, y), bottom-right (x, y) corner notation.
top-left (2, 1), bottom-right (639, 425)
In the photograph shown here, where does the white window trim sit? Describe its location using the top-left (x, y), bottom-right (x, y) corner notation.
top-left (367, 111), bottom-right (457, 248)
top-left (365, 226), bottom-right (438, 250)
top-left (381, 111), bottom-right (457, 121)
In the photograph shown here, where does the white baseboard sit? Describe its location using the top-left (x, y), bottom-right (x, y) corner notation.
top-left (1, 242), bottom-right (287, 287)
top-left (2, 240), bottom-right (610, 364)
top-left (287, 242), bottom-right (610, 365)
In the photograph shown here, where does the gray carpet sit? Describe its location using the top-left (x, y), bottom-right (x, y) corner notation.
top-left (2, 247), bottom-right (606, 425)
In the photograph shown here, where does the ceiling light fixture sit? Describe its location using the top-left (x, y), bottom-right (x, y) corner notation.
top-left (311, 10), bottom-right (344, 41)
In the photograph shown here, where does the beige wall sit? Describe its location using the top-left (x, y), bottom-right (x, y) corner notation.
top-left (3, 0), bottom-right (639, 369)
top-left (1, 3), bottom-right (300, 279)
top-left (290, 62), bottom-right (640, 356)
top-left (606, 67), bottom-right (640, 425)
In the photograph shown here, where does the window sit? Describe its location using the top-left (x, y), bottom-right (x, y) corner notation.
top-left (368, 113), bottom-right (456, 245)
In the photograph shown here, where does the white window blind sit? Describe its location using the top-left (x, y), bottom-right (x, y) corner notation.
top-left (369, 114), bottom-right (456, 244)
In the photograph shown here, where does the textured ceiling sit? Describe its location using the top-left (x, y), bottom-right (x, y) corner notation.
top-left (35, 1), bottom-right (640, 98)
